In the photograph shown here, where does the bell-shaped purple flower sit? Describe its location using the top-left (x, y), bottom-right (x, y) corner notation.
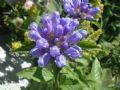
top-left (65, 47), bottom-right (81, 59)
top-left (64, 25), bottom-right (71, 35)
top-left (41, 28), bottom-right (51, 37)
top-left (52, 11), bottom-right (60, 25)
top-left (30, 47), bottom-right (45, 58)
top-left (42, 16), bottom-right (52, 32)
top-left (72, 0), bottom-right (81, 8)
top-left (30, 22), bottom-right (41, 33)
top-left (83, 0), bottom-right (89, 3)
top-left (38, 53), bottom-right (51, 67)
top-left (29, 30), bottom-right (41, 41)
top-left (72, 45), bottom-right (82, 51)
top-left (68, 32), bottom-right (83, 44)
top-left (30, 22), bottom-right (39, 31)
top-left (50, 46), bottom-right (61, 57)
top-left (54, 25), bottom-right (64, 38)
top-left (60, 17), bottom-right (70, 25)
top-left (88, 7), bottom-right (100, 15)
top-left (83, 15), bottom-right (94, 20)
top-left (79, 30), bottom-right (88, 37)
top-left (55, 54), bottom-right (66, 68)
top-left (70, 19), bottom-right (79, 28)
top-left (36, 38), bottom-right (49, 49)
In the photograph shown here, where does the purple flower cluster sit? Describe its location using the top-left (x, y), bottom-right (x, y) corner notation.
top-left (29, 11), bottom-right (88, 68)
top-left (63, 0), bottom-right (100, 20)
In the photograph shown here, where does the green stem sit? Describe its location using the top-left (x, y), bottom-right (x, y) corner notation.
top-left (55, 67), bottom-right (61, 90)
top-left (51, 60), bottom-right (61, 90)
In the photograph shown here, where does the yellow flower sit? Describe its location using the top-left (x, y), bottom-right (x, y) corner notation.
top-left (12, 41), bottom-right (22, 50)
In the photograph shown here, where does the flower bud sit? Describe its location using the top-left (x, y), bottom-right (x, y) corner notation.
top-left (79, 30), bottom-right (88, 37)
top-left (29, 30), bottom-right (41, 41)
top-left (50, 46), bottom-right (60, 57)
top-left (54, 25), bottom-right (64, 38)
top-left (52, 11), bottom-right (60, 25)
top-left (30, 47), bottom-right (45, 58)
top-left (55, 55), bottom-right (66, 68)
top-left (88, 7), bottom-right (100, 15)
top-left (68, 32), bottom-right (83, 44)
top-left (38, 53), bottom-right (51, 67)
top-left (36, 38), bottom-right (49, 49)
top-left (65, 47), bottom-right (81, 60)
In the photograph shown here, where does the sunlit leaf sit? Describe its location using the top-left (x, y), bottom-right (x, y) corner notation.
top-left (78, 40), bottom-right (98, 49)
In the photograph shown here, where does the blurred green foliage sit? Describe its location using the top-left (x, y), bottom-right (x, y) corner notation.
top-left (102, 0), bottom-right (120, 41)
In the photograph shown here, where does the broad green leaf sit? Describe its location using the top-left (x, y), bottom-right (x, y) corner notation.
top-left (17, 67), bottom-right (53, 82)
top-left (87, 59), bottom-right (114, 90)
top-left (101, 69), bottom-right (113, 87)
top-left (17, 67), bottom-right (42, 82)
top-left (87, 58), bottom-right (102, 84)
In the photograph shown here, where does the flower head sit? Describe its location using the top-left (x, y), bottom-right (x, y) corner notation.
top-left (29, 11), bottom-right (88, 68)
top-left (63, 0), bottom-right (100, 20)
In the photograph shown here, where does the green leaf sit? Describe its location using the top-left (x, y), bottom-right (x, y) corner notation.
top-left (87, 58), bottom-right (102, 84)
top-left (17, 67), bottom-right (53, 82)
top-left (75, 58), bottom-right (89, 66)
top-left (26, 80), bottom-right (54, 90)
top-left (60, 66), bottom-right (79, 81)
top-left (42, 68), bottom-right (54, 82)
top-left (60, 66), bottom-right (88, 88)
top-left (102, 69), bottom-right (112, 87)
top-left (87, 59), bottom-right (114, 90)
top-left (78, 40), bottom-right (98, 49)
top-left (59, 84), bottom-right (82, 90)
